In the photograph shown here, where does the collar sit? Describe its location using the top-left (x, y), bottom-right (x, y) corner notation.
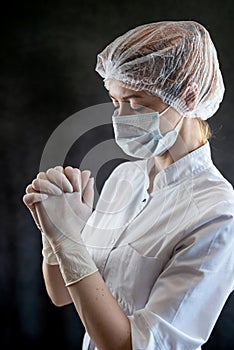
top-left (145, 142), bottom-right (213, 191)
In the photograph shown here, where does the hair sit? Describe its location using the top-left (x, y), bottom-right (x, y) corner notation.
top-left (145, 90), bottom-right (212, 144)
top-left (197, 118), bottom-right (212, 144)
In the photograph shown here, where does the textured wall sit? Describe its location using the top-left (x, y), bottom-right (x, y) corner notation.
top-left (1, 0), bottom-right (234, 349)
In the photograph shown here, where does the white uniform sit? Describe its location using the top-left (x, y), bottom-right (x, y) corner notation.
top-left (81, 142), bottom-right (234, 350)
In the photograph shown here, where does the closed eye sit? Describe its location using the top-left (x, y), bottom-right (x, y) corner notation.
top-left (112, 101), bottom-right (149, 114)
top-left (131, 104), bottom-right (147, 112)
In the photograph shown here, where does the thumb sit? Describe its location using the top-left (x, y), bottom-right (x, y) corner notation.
top-left (82, 177), bottom-right (94, 209)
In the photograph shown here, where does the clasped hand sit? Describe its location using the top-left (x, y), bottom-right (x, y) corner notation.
top-left (23, 166), bottom-right (94, 244)
top-left (23, 166), bottom-right (98, 285)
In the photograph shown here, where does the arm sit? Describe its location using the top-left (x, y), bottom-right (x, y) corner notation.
top-left (68, 271), bottom-right (132, 350)
top-left (42, 262), bottom-right (72, 306)
top-left (23, 168), bottom-right (73, 306)
top-left (42, 258), bottom-right (132, 349)
top-left (23, 166), bottom-right (132, 350)
top-left (127, 209), bottom-right (234, 350)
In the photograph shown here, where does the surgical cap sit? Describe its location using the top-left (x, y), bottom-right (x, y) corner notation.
top-left (95, 21), bottom-right (225, 120)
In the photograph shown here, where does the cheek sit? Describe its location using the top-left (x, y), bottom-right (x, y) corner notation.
top-left (159, 115), bottom-right (180, 133)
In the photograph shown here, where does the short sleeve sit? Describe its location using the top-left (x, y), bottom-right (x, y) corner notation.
top-left (128, 210), bottom-right (234, 350)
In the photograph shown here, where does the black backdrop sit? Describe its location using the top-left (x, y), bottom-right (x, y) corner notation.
top-left (1, 0), bottom-right (234, 349)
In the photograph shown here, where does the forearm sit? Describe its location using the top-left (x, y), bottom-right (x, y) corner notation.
top-left (42, 260), bottom-right (72, 306)
top-left (68, 271), bottom-right (132, 350)
top-left (26, 167), bottom-right (131, 347)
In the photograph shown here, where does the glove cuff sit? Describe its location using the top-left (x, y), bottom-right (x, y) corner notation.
top-left (54, 238), bottom-right (98, 286)
top-left (41, 233), bottom-right (59, 265)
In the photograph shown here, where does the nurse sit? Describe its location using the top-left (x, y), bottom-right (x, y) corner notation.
top-left (23, 21), bottom-right (234, 350)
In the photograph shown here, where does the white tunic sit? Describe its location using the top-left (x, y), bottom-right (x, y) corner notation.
top-left (81, 142), bottom-right (234, 350)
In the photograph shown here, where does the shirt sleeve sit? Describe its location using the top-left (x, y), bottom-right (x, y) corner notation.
top-left (128, 209), bottom-right (234, 350)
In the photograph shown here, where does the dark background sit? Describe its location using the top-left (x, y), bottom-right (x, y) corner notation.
top-left (1, 0), bottom-right (234, 349)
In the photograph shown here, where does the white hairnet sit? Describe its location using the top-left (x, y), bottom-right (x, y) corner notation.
top-left (95, 21), bottom-right (225, 120)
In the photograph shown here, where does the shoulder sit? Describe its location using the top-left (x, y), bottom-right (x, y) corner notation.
top-left (109, 158), bottom-right (147, 176)
top-left (193, 163), bottom-right (234, 213)
top-left (189, 171), bottom-right (234, 249)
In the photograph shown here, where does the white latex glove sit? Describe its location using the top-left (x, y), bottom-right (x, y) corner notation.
top-left (31, 166), bottom-right (98, 286)
top-left (23, 171), bottom-right (59, 265)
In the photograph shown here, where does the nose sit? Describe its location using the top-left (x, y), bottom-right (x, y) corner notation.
top-left (117, 102), bottom-right (133, 116)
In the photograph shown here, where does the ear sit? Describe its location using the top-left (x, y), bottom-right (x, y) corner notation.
top-left (182, 82), bottom-right (199, 111)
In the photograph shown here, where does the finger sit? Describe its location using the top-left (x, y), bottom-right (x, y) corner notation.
top-left (26, 172), bottom-right (48, 194)
top-left (32, 179), bottom-right (63, 195)
top-left (46, 168), bottom-right (73, 193)
top-left (26, 184), bottom-right (37, 194)
top-left (73, 168), bottom-right (82, 193)
top-left (64, 166), bottom-right (81, 192)
top-left (81, 170), bottom-right (91, 192)
top-left (82, 177), bottom-right (94, 209)
top-left (23, 193), bottom-right (48, 208)
top-left (37, 172), bottom-right (48, 180)
top-left (54, 166), bottom-right (64, 173)
top-left (23, 193), bottom-right (46, 231)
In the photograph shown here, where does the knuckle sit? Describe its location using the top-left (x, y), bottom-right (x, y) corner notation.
top-left (37, 171), bottom-right (46, 179)
top-left (32, 179), bottom-right (38, 188)
top-left (33, 179), bottom-right (43, 191)
top-left (46, 168), bottom-right (54, 176)
top-left (23, 193), bottom-right (31, 205)
top-left (26, 185), bottom-right (33, 193)
top-left (54, 165), bottom-right (64, 172)
top-left (65, 165), bottom-right (73, 171)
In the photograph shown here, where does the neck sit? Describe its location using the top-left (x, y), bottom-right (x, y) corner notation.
top-left (154, 117), bottom-right (204, 173)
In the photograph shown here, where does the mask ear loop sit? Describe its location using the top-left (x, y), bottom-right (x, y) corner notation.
top-left (159, 105), bottom-right (184, 132)
top-left (159, 105), bottom-right (171, 116)
top-left (174, 115), bottom-right (184, 132)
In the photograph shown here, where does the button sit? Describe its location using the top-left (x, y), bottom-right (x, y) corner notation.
top-left (142, 198), bottom-right (146, 202)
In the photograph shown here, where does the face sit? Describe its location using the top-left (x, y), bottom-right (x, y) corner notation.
top-left (108, 79), bottom-right (182, 132)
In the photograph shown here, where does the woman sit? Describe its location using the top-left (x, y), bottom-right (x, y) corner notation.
top-left (23, 20), bottom-right (234, 350)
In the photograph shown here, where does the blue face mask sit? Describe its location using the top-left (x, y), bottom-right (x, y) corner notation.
top-left (112, 106), bottom-right (183, 159)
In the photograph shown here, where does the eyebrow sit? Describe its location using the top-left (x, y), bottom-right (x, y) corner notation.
top-left (108, 93), bottom-right (143, 100)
